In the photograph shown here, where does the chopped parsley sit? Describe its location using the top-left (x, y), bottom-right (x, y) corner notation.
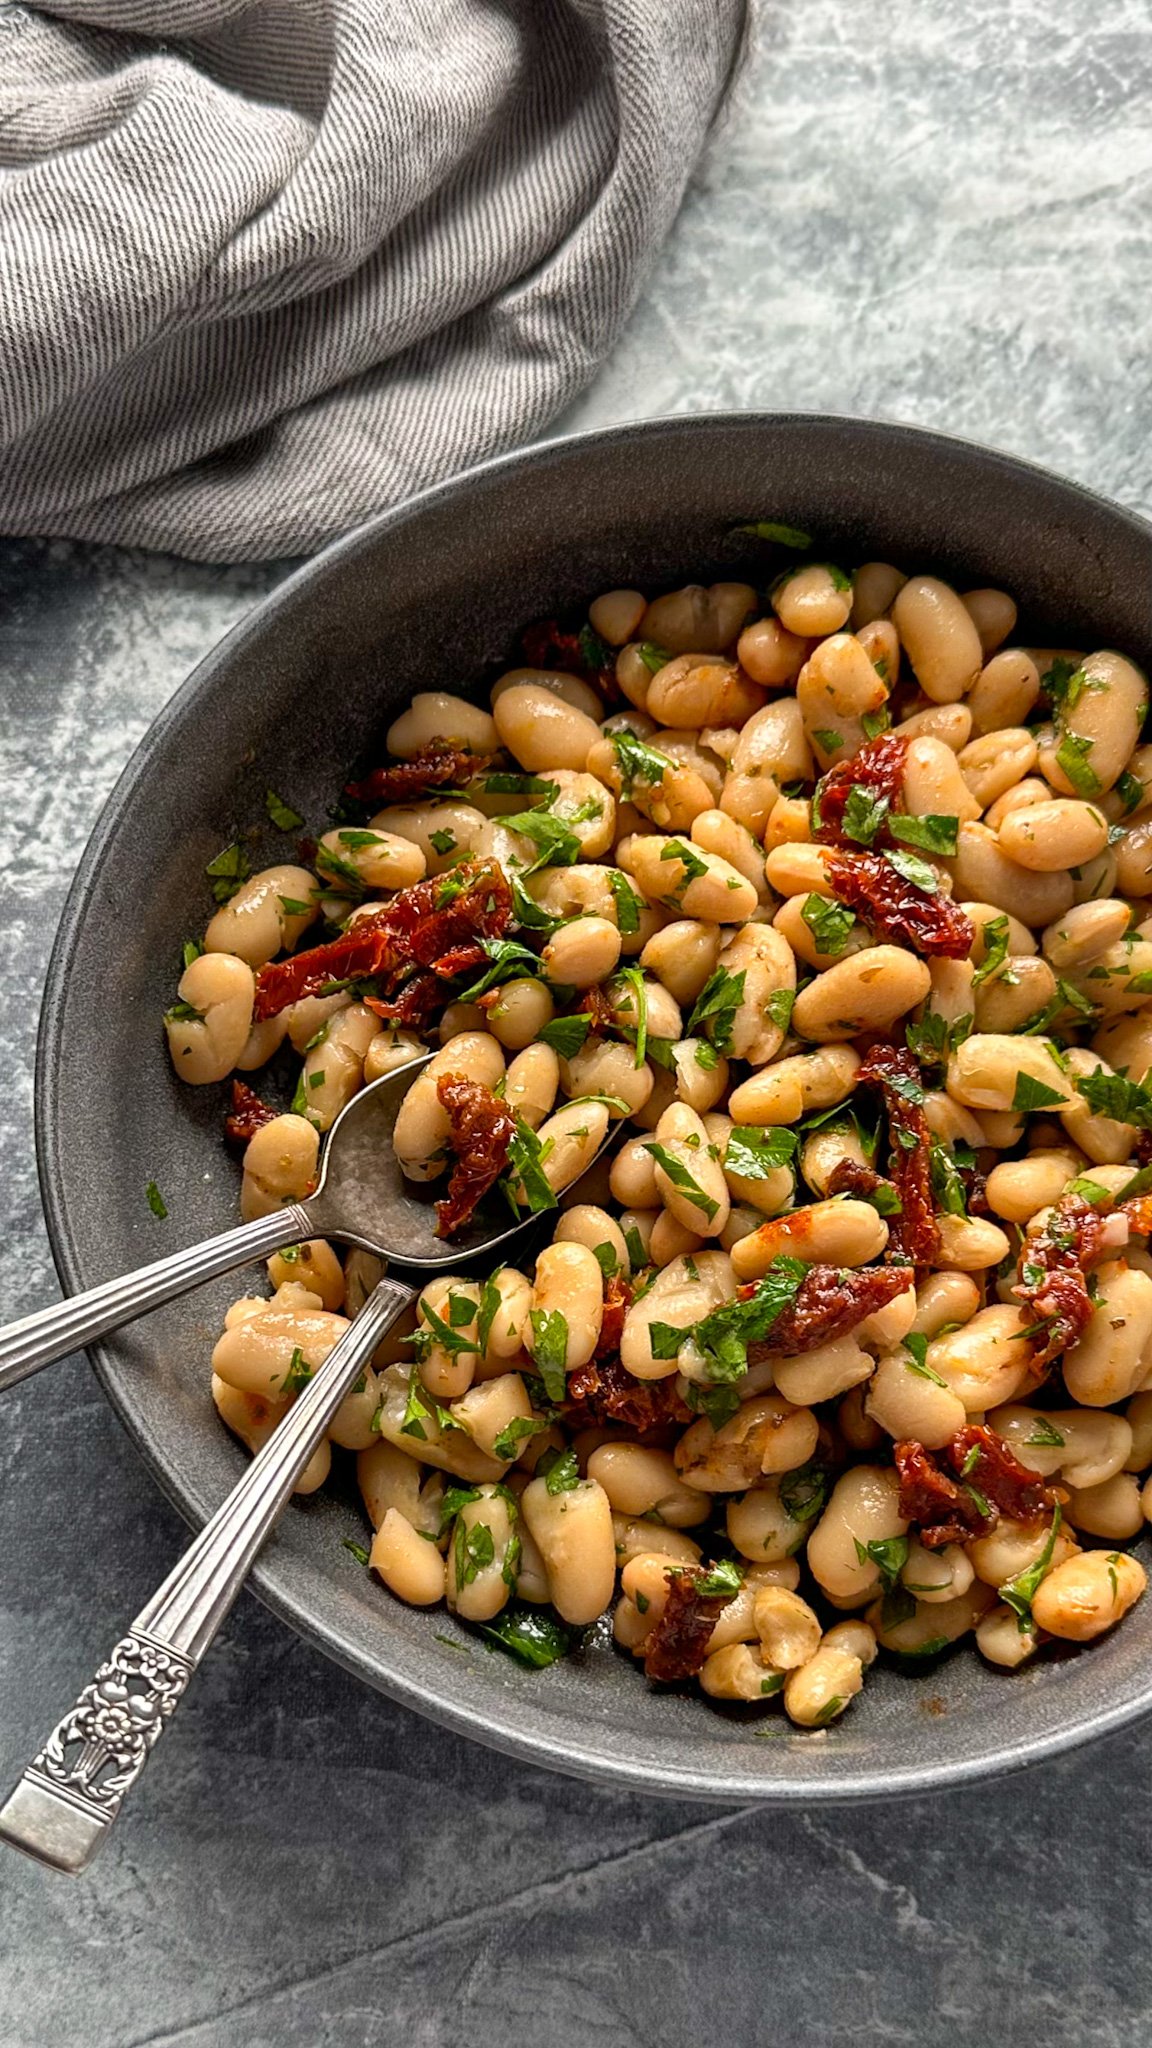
top-left (853, 1534), bottom-right (909, 1589)
top-left (724, 1125), bottom-right (798, 1180)
top-left (539, 1446), bottom-right (581, 1494)
top-left (1012, 1069), bottom-right (1067, 1114)
top-left (841, 785), bottom-right (890, 847)
top-left (811, 728), bottom-right (844, 755)
top-left (884, 846), bottom-right (939, 894)
top-left (429, 827), bottom-right (457, 855)
top-left (181, 938), bottom-right (204, 968)
top-left (971, 914), bottom-right (1013, 987)
top-left (765, 986), bottom-right (795, 1034)
top-left (342, 1538), bottom-right (370, 1566)
top-left (732, 519), bottom-right (812, 548)
top-left (607, 868), bottom-right (645, 934)
top-left (540, 1013), bottom-right (593, 1058)
top-left (145, 1180), bottom-right (168, 1219)
top-left (280, 1346), bottom-right (313, 1394)
top-left (502, 1117), bottom-right (559, 1216)
top-left (501, 808), bottom-right (582, 872)
top-left (888, 813), bottom-right (959, 856)
top-left (1075, 1068), bottom-right (1152, 1129)
top-left (266, 789), bottom-right (304, 831)
top-left (906, 1007), bottom-right (973, 1070)
top-left (1055, 731), bottom-right (1101, 798)
top-left (999, 1507), bottom-right (1062, 1630)
top-left (693, 1559), bottom-right (744, 1598)
top-left (481, 1605), bottom-right (572, 1667)
top-left (686, 967), bottom-right (747, 1054)
top-left (458, 936), bottom-right (541, 1000)
top-left (800, 893), bottom-right (856, 958)
top-left (1025, 1417), bottom-right (1065, 1448)
top-left (636, 643), bottom-right (672, 674)
top-left (690, 1256), bottom-right (808, 1381)
top-left (528, 1308), bottom-right (570, 1402)
top-left (611, 728), bottom-right (674, 795)
top-left (205, 841), bottom-right (250, 903)
top-left (644, 1142), bottom-right (720, 1221)
top-left (614, 964), bottom-right (649, 1066)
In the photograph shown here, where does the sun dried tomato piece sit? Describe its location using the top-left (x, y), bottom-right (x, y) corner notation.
top-left (595, 1273), bottom-right (633, 1361)
top-left (364, 973), bottom-right (444, 1032)
top-left (253, 860), bottom-right (512, 1019)
top-left (344, 743), bottom-right (496, 806)
top-left (223, 1079), bottom-right (278, 1147)
top-left (948, 1425), bottom-right (1058, 1526)
top-left (643, 1569), bottom-right (730, 1683)
top-left (857, 1042), bottom-right (940, 1265)
top-left (1013, 1190), bottom-right (1113, 1366)
top-left (813, 733), bottom-right (908, 845)
top-left (825, 847), bottom-right (974, 959)
top-left (434, 1075), bottom-right (517, 1237)
top-left (564, 1350), bottom-right (690, 1436)
top-left (894, 1440), bottom-right (991, 1548)
top-left (826, 1158), bottom-right (897, 1208)
top-left (751, 1263), bottom-right (910, 1359)
top-left (521, 618), bottom-right (619, 703)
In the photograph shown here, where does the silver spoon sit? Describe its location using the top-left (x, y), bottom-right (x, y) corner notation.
top-left (0, 1056), bottom-right (593, 1874)
top-left (0, 1052), bottom-right (534, 1393)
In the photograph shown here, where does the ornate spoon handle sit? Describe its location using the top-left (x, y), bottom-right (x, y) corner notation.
top-left (0, 1275), bottom-right (413, 1873)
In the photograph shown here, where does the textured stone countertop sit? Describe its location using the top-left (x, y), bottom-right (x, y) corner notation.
top-left (5, 5), bottom-right (1152, 2043)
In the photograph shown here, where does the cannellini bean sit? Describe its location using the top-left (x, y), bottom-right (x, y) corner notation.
top-left (212, 1300), bottom-right (349, 1400)
top-left (500, 1043), bottom-right (558, 1131)
top-left (985, 1148), bottom-right (1083, 1223)
top-left (647, 656), bottom-right (764, 730)
top-left (491, 666), bottom-right (603, 720)
top-left (451, 1373), bottom-right (538, 1461)
top-left (737, 615), bottom-right (809, 686)
top-left (792, 945), bottom-right (931, 1042)
top-left (727, 1478), bottom-right (821, 1563)
top-left (624, 832), bottom-right (758, 922)
top-left (960, 727), bottom-right (1041, 808)
top-left (967, 649), bottom-right (1041, 735)
top-left (522, 1474), bottom-right (616, 1624)
top-left (370, 800), bottom-right (488, 873)
top-left (240, 1113), bottom-right (319, 1221)
top-left (712, 921), bottom-right (796, 1064)
top-left (357, 1438), bottom-right (442, 1535)
top-left (554, 1204), bottom-right (630, 1282)
top-left (493, 683), bottom-right (602, 772)
top-left (1124, 1391), bottom-right (1152, 1471)
top-left (851, 561), bottom-right (906, 627)
top-left (728, 1045), bottom-right (859, 1126)
top-left (166, 951), bottom-right (255, 1084)
top-left (1038, 651), bottom-right (1149, 798)
top-left (1114, 816), bottom-right (1152, 897)
top-left (371, 1364), bottom-right (504, 1482)
top-left (1031, 1549), bottom-right (1146, 1641)
top-left (526, 1099), bottom-right (611, 1196)
top-left (892, 576), bottom-right (983, 702)
top-left (753, 1586), bottom-right (822, 1669)
top-left (983, 775), bottom-right (1051, 832)
top-left (300, 1001), bottom-right (378, 1131)
top-left (531, 1241), bottom-right (605, 1373)
top-left (446, 1485), bottom-right (518, 1622)
top-left (721, 698), bottom-right (812, 835)
top-left (926, 1305), bottom-right (1036, 1411)
top-left (999, 799), bottom-right (1109, 873)
top-left (1063, 1260), bottom-right (1152, 1406)
top-left (900, 1540), bottom-right (974, 1605)
top-left (806, 1466), bottom-right (908, 1600)
top-left (893, 702), bottom-right (972, 750)
top-left (267, 1238), bottom-right (344, 1311)
top-left (415, 1276), bottom-right (481, 1398)
top-left (690, 808), bottom-right (772, 904)
top-left (612, 1518), bottom-right (703, 1569)
top-left (989, 1404), bottom-right (1133, 1488)
top-left (932, 1212), bottom-right (1011, 1272)
top-left (590, 588), bottom-right (646, 645)
top-left (641, 581), bottom-right (756, 654)
top-left (587, 1444), bottom-right (709, 1527)
top-left (316, 826), bottom-right (425, 894)
top-left (946, 1033), bottom-right (1074, 1112)
top-left (620, 1248), bottom-right (735, 1379)
top-left (674, 1395), bottom-right (819, 1492)
top-left (640, 918), bottom-right (721, 1007)
top-left (774, 563), bottom-right (853, 638)
top-left (865, 1349), bottom-right (967, 1449)
top-left (364, 1026), bottom-right (425, 1083)
top-left (976, 1605), bottom-right (1040, 1669)
top-left (610, 1135), bottom-right (662, 1211)
top-left (1064, 1473), bottom-right (1145, 1541)
top-left (730, 1197), bottom-right (888, 1281)
top-left (393, 1031), bottom-right (505, 1179)
top-left (772, 1338), bottom-right (873, 1407)
top-left (973, 954), bottom-right (1057, 1037)
top-left (541, 915), bottom-right (622, 985)
top-left (212, 1376), bottom-right (331, 1494)
top-left (204, 864), bottom-right (318, 965)
top-left (911, 1271), bottom-right (981, 1337)
top-left (871, 1582), bottom-right (995, 1656)
top-left (371, 1509), bottom-right (447, 1605)
top-left (700, 1643), bottom-right (786, 1703)
top-left (949, 821), bottom-right (1073, 925)
top-left (962, 587), bottom-right (1017, 653)
top-left (783, 1646), bottom-right (863, 1727)
top-left (386, 691), bottom-right (498, 757)
top-left (967, 1515), bottom-right (1074, 1590)
top-left (900, 735), bottom-right (981, 824)
top-left (484, 976), bottom-right (555, 1050)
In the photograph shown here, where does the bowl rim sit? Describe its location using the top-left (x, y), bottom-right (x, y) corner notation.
top-left (34, 407), bottom-right (1152, 1802)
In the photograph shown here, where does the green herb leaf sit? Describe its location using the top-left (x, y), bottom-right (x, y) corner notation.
top-left (605, 868), bottom-right (645, 936)
top-left (491, 1414), bottom-right (548, 1462)
top-left (648, 1321), bottom-right (689, 1361)
top-left (314, 842), bottom-right (366, 892)
top-left (903, 1335), bottom-right (948, 1388)
top-left (905, 1008), bottom-right (972, 1070)
top-left (591, 1240), bottom-right (619, 1282)
top-left (691, 1256), bottom-right (808, 1381)
top-left (685, 966), bottom-right (747, 1054)
top-left (765, 987), bottom-right (795, 1033)
top-left (529, 1308), bottom-right (570, 1401)
top-left (724, 1125), bottom-right (798, 1180)
top-left (454, 1516), bottom-right (496, 1586)
top-left (888, 813), bottom-right (959, 856)
top-left (779, 1461), bottom-right (829, 1524)
top-left (1013, 1070), bottom-right (1067, 1113)
top-left (972, 914), bottom-right (1012, 987)
top-left (1025, 1417), bottom-right (1065, 1447)
top-left (800, 893), bottom-right (856, 958)
top-left (540, 1446), bottom-right (581, 1494)
top-left (458, 935), bottom-right (541, 1000)
top-left (694, 1558), bottom-right (744, 1598)
top-left (884, 847), bottom-right (939, 894)
top-left (429, 827), bottom-right (457, 855)
top-left (929, 1139), bottom-right (969, 1219)
top-left (999, 1506), bottom-right (1063, 1628)
top-left (501, 808), bottom-right (582, 872)
top-left (659, 838), bottom-right (710, 893)
top-left (145, 1180), bottom-right (168, 1219)
top-left (853, 1534), bottom-right (910, 1589)
top-left (480, 1605), bottom-right (572, 1667)
top-left (205, 841), bottom-right (250, 903)
top-left (1056, 731), bottom-right (1101, 798)
top-left (165, 998), bottom-right (205, 1023)
top-left (539, 1013), bottom-right (593, 1058)
top-left (644, 1141), bottom-right (720, 1221)
top-left (841, 785), bottom-right (890, 847)
top-left (266, 789), bottom-right (304, 831)
top-left (579, 623), bottom-right (614, 670)
top-left (614, 963), bottom-right (649, 1066)
top-left (502, 1117), bottom-right (559, 1216)
top-left (623, 1223), bottom-right (648, 1272)
top-left (482, 771), bottom-right (559, 799)
top-left (611, 728), bottom-right (675, 796)
top-left (1116, 768), bottom-right (1144, 815)
top-left (343, 1538), bottom-right (370, 1566)
top-left (732, 519), bottom-right (812, 548)
top-left (861, 707), bottom-right (891, 741)
top-left (1075, 1068), bottom-right (1152, 1130)
top-left (636, 642), bottom-right (671, 673)
top-left (811, 728), bottom-right (844, 755)
top-left (181, 938), bottom-right (204, 969)
top-left (280, 1345), bottom-right (312, 1394)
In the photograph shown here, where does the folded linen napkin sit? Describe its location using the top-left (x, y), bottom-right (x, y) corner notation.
top-left (0, 0), bottom-right (746, 560)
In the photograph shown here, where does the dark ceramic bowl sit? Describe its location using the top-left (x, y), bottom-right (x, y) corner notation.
top-left (38, 414), bottom-right (1152, 1801)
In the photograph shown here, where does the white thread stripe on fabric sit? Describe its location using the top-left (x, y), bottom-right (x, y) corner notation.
top-left (0, 0), bottom-right (747, 560)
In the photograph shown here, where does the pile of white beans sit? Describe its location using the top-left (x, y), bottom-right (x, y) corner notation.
top-left (167, 559), bottom-right (1152, 1726)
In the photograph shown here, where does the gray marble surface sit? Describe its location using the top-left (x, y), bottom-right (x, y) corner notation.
top-left (4, 3), bottom-right (1152, 2042)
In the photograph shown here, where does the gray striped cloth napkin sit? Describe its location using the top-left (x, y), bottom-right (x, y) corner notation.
top-left (0, 0), bottom-right (746, 561)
